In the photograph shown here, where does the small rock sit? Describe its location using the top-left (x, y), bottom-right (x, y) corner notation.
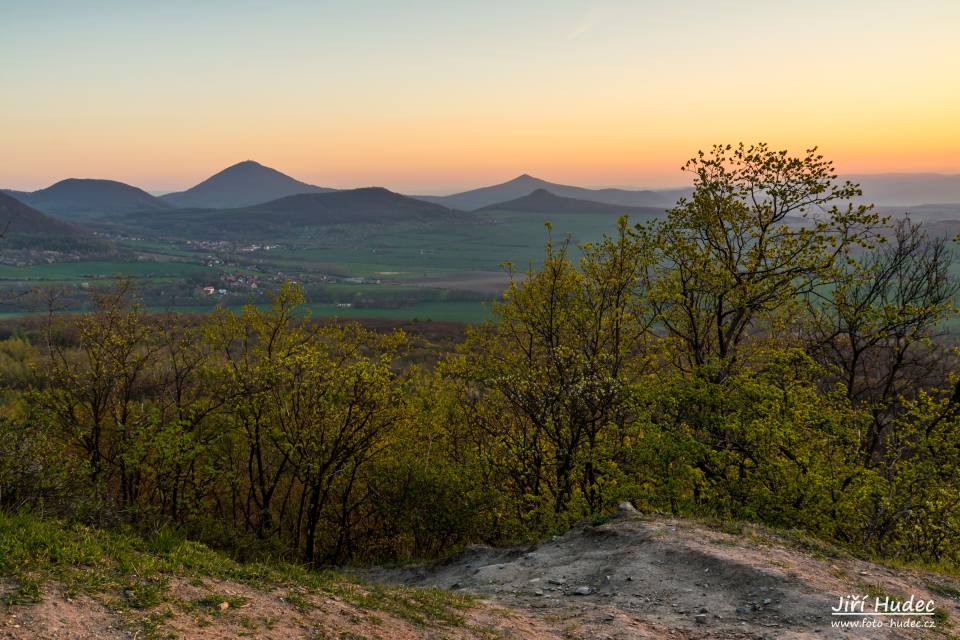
top-left (451, 582), bottom-right (462, 589)
top-left (548, 577), bottom-right (566, 586)
top-left (695, 614), bottom-right (708, 625)
top-left (217, 601), bottom-right (229, 611)
top-left (573, 586), bottom-right (593, 596)
top-left (699, 607), bottom-right (708, 613)
top-left (736, 606), bottom-right (751, 615)
top-left (618, 501), bottom-right (638, 513)
top-left (763, 598), bottom-right (772, 605)
top-left (626, 576), bottom-right (633, 581)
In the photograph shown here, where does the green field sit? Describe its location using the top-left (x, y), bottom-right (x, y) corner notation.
top-left (261, 210), bottom-right (646, 279)
top-left (0, 209), bottom-right (644, 322)
top-left (0, 260), bottom-right (215, 282)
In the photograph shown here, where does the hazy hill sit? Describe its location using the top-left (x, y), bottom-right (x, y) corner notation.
top-left (415, 174), bottom-right (691, 211)
top-left (0, 189), bottom-right (31, 200)
top-left (19, 179), bottom-right (171, 217)
top-left (478, 188), bottom-right (667, 218)
top-left (0, 191), bottom-right (88, 237)
top-left (848, 173), bottom-right (960, 206)
top-left (242, 187), bottom-right (460, 223)
top-left (160, 160), bottom-right (335, 209)
top-left (120, 187), bottom-right (461, 238)
top-left (0, 192), bottom-right (112, 256)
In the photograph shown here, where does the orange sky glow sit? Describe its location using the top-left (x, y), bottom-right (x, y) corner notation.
top-left (2, 1), bottom-right (958, 194)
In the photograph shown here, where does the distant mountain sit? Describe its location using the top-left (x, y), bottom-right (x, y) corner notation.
top-left (875, 202), bottom-right (960, 223)
top-left (119, 187), bottom-right (460, 238)
top-left (478, 188), bottom-right (667, 218)
top-left (0, 192), bottom-right (82, 236)
top-left (415, 174), bottom-right (691, 211)
top-left (241, 187), bottom-right (459, 223)
top-left (0, 189), bottom-right (31, 200)
top-left (160, 160), bottom-right (335, 209)
top-left (20, 179), bottom-right (171, 217)
top-left (0, 192), bottom-right (113, 256)
top-left (847, 173), bottom-right (960, 206)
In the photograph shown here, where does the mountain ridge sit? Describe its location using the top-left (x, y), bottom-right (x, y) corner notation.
top-left (478, 188), bottom-right (668, 218)
top-left (160, 160), bottom-right (335, 209)
top-left (414, 174), bottom-right (692, 211)
top-left (119, 187), bottom-right (461, 238)
top-left (15, 179), bottom-right (171, 218)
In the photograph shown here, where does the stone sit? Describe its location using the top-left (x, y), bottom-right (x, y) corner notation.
top-left (695, 613), bottom-right (708, 624)
top-left (573, 586), bottom-right (593, 596)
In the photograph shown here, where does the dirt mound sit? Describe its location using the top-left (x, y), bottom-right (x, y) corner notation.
top-left (4, 513), bottom-right (958, 638)
top-left (364, 513), bottom-right (960, 639)
top-left (0, 578), bottom-right (561, 640)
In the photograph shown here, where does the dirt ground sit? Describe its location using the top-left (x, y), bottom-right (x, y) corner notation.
top-left (363, 509), bottom-right (960, 639)
top-left (3, 510), bottom-right (959, 639)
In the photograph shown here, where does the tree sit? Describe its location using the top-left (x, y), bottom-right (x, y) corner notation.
top-left (641, 143), bottom-right (883, 378)
top-left (805, 218), bottom-right (958, 463)
top-left (447, 220), bottom-right (655, 529)
top-left (37, 280), bottom-right (164, 510)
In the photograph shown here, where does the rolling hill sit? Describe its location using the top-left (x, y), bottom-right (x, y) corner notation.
top-left (415, 174), bottom-right (691, 211)
top-left (0, 191), bottom-right (88, 237)
top-left (478, 188), bottom-right (668, 218)
top-left (848, 173), bottom-right (960, 206)
top-left (160, 160), bottom-right (335, 209)
top-left (17, 179), bottom-right (171, 217)
top-left (119, 187), bottom-right (461, 238)
top-left (0, 192), bottom-right (113, 256)
top-left (0, 189), bottom-right (31, 200)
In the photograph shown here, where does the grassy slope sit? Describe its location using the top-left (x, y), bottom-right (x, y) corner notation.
top-left (0, 512), bottom-right (476, 638)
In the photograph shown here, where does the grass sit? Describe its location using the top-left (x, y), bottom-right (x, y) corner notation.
top-left (0, 511), bottom-right (474, 632)
top-left (0, 260), bottom-right (215, 282)
top-left (0, 209), bottom-right (639, 322)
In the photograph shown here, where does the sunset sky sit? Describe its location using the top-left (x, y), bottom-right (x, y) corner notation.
top-left (2, 0), bottom-right (959, 194)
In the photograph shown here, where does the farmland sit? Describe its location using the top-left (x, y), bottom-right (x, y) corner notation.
top-left (0, 209), bottom-right (648, 322)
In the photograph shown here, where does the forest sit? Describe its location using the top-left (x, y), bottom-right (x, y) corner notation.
top-left (2, 144), bottom-right (959, 572)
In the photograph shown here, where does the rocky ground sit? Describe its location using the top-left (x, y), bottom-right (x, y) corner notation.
top-left (362, 507), bottom-right (960, 639)
top-left (3, 508), bottom-right (959, 639)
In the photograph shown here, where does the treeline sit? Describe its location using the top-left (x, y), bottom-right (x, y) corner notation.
top-left (2, 144), bottom-right (960, 567)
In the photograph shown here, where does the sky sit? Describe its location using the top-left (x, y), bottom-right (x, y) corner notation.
top-left (2, 0), bottom-right (959, 194)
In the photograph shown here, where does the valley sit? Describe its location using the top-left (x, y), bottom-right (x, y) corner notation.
top-left (3, 161), bottom-right (960, 323)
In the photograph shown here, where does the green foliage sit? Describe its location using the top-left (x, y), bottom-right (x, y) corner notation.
top-left (0, 142), bottom-right (958, 574)
top-left (445, 219), bottom-right (654, 534)
top-left (0, 511), bottom-right (472, 626)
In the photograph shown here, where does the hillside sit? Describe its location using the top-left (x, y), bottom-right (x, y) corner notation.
top-left (849, 173), bottom-right (960, 206)
top-left (368, 508), bottom-right (960, 639)
top-left (160, 160), bottom-right (335, 209)
top-left (5, 510), bottom-right (958, 639)
top-left (0, 190), bottom-right (115, 252)
top-left (478, 188), bottom-right (667, 218)
top-left (0, 192), bottom-right (84, 237)
top-left (117, 187), bottom-right (462, 239)
top-left (415, 174), bottom-right (691, 211)
top-left (241, 187), bottom-right (461, 223)
top-left (18, 179), bottom-right (171, 217)
top-left (0, 189), bottom-right (31, 201)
